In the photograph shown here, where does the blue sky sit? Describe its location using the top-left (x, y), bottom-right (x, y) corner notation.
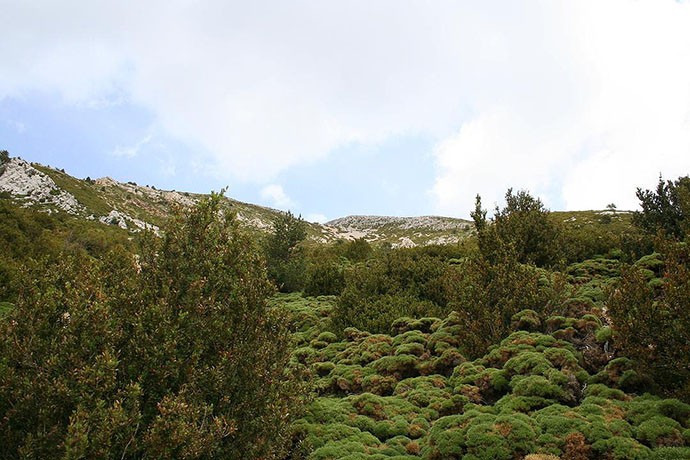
top-left (2, 1), bottom-right (689, 221)
top-left (1, 91), bottom-right (438, 220)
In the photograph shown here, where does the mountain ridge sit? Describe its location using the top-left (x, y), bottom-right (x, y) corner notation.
top-left (0, 155), bottom-right (476, 247)
top-left (0, 154), bottom-right (634, 247)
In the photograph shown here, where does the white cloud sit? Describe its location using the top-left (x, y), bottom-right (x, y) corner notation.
top-left (306, 213), bottom-right (328, 224)
top-left (0, 1), bottom-right (555, 182)
top-left (431, 0), bottom-right (690, 216)
top-left (260, 184), bottom-right (295, 209)
top-left (2, 1), bottom-right (689, 213)
top-left (112, 134), bottom-right (152, 158)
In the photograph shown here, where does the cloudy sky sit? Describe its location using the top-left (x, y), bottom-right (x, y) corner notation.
top-left (1, 1), bottom-right (689, 221)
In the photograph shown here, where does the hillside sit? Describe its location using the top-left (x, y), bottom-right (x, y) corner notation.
top-left (0, 155), bottom-right (478, 247)
top-left (2, 153), bottom-right (689, 460)
top-left (0, 155), bottom-right (636, 248)
top-left (326, 215), bottom-right (474, 247)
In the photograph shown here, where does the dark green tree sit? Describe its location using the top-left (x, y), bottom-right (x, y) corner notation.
top-left (330, 250), bottom-right (448, 334)
top-left (472, 189), bottom-right (564, 268)
top-left (443, 249), bottom-right (567, 358)
top-left (0, 192), bottom-right (304, 459)
top-left (632, 175), bottom-right (690, 239)
top-left (303, 251), bottom-right (347, 297)
top-left (607, 240), bottom-right (690, 400)
top-left (263, 210), bottom-right (307, 292)
top-left (341, 238), bottom-right (373, 262)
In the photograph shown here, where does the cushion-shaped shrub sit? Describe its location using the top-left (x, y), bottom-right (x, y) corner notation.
top-left (657, 399), bottom-right (690, 426)
top-left (407, 417), bottom-right (430, 439)
top-left (427, 331), bottom-right (461, 353)
top-left (464, 413), bottom-right (539, 460)
top-left (303, 422), bottom-right (381, 450)
top-left (294, 346), bottom-right (316, 364)
top-left (511, 309), bottom-right (543, 332)
top-left (511, 375), bottom-right (566, 401)
top-left (494, 395), bottom-right (554, 413)
top-left (504, 352), bottom-right (554, 376)
top-left (636, 416), bottom-right (684, 447)
top-left (423, 414), bottom-right (473, 459)
top-left (370, 417), bottom-right (409, 441)
top-left (591, 436), bottom-right (651, 460)
top-left (394, 342), bottom-right (425, 357)
top-left (317, 331), bottom-right (338, 343)
top-left (543, 347), bottom-right (581, 370)
top-left (330, 364), bottom-right (377, 394)
top-left (534, 412), bottom-right (587, 441)
top-left (595, 326), bottom-right (613, 343)
top-left (584, 383), bottom-right (628, 401)
top-left (370, 354), bottom-right (419, 379)
top-left (361, 374), bottom-right (398, 396)
top-left (650, 447), bottom-right (690, 460)
top-left (314, 361), bottom-right (336, 377)
top-left (426, 348), bottom-right (466, 376)
top-left (392, 331), bottom-right (428, 347)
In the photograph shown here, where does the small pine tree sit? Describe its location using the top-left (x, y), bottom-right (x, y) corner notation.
top-left (264, 210), bottom-right (307, 292)
top-left (633, 175), bottom-right (690, 239)
top-left (472, 189), bottom-right (564, 268)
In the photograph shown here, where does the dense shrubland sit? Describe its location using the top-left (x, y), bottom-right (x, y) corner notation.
top-left (268, 177), bottom-right (690, 459)
top-left (1, 173), bottom-right (690, 459)
top-left (279, 289), bottom-right (690, 459)
top-left (0, 200), bottom-right (133, 304)
top-left (0, 194), bottom-right (303, 459)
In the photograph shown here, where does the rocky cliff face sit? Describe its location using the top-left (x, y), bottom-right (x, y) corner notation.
top-left (0, 158), bottom-right (84, 214)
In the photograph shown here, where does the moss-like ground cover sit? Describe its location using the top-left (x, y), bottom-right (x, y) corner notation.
top-left (273, 284), bottom-right (690, 460)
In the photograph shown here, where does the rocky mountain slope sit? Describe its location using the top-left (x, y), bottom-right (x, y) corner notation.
top-left (0, 155), bottom-right (475, 247)
top-left (326, 215), bottom-right (474, 247)
top-left (0, 154), bottom-right (633, 247)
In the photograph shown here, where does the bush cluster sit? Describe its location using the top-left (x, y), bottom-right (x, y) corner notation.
top-left (0, 194), bottom-right (304, 459)
top-left (277, 293), bottom-right (690, 459)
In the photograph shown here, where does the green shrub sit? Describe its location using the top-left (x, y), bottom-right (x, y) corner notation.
top-left (511, 376), bottom-right (565, 401)
top-left (591, 436), bottom-right (651, 460)
top-left (608, 242), bottom-right (690, 400)
top-left (632, 175), bottom-right (690, 239)
top-left (0, 193), bottom-right (303, 459)
top-left (511, 309), bottom-right (543, 332)
top-left (595, 326), bottom-right (613, 343)
top-left (304, 253), bottom-right (347, 296)
top-left (330, 249), bottom-right (451, 334)
top-left (263, 210), bottom-right (307, 292)
top-left (333, 293), bottom-right (441, 335)
top-left (472, 189), bottom-right (565, 268)
top-left (650, 447), bottom-right (690, 459)
top-left (636, 416), bottom-right (684, 447)
top-left (443, 253), bottom-right (566, 358)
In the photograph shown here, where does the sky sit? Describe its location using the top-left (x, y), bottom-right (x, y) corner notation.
top-left (1, 1), bottom-right (690, 222)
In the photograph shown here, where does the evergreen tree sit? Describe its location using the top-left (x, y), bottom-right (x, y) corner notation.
top-left (633, 175), bottom-right (690, 239)
top-left (264, 211), bottom-right (307, 292)
top-left (472, 189), bottom-right (564, 267)
top-left (0, 192), bottom-right (304, 459)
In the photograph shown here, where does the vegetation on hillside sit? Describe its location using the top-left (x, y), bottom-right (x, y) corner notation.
top-left (0, 194), bottom-right (303, 459)
top-left (1, 163), bottom-right (690, 459)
